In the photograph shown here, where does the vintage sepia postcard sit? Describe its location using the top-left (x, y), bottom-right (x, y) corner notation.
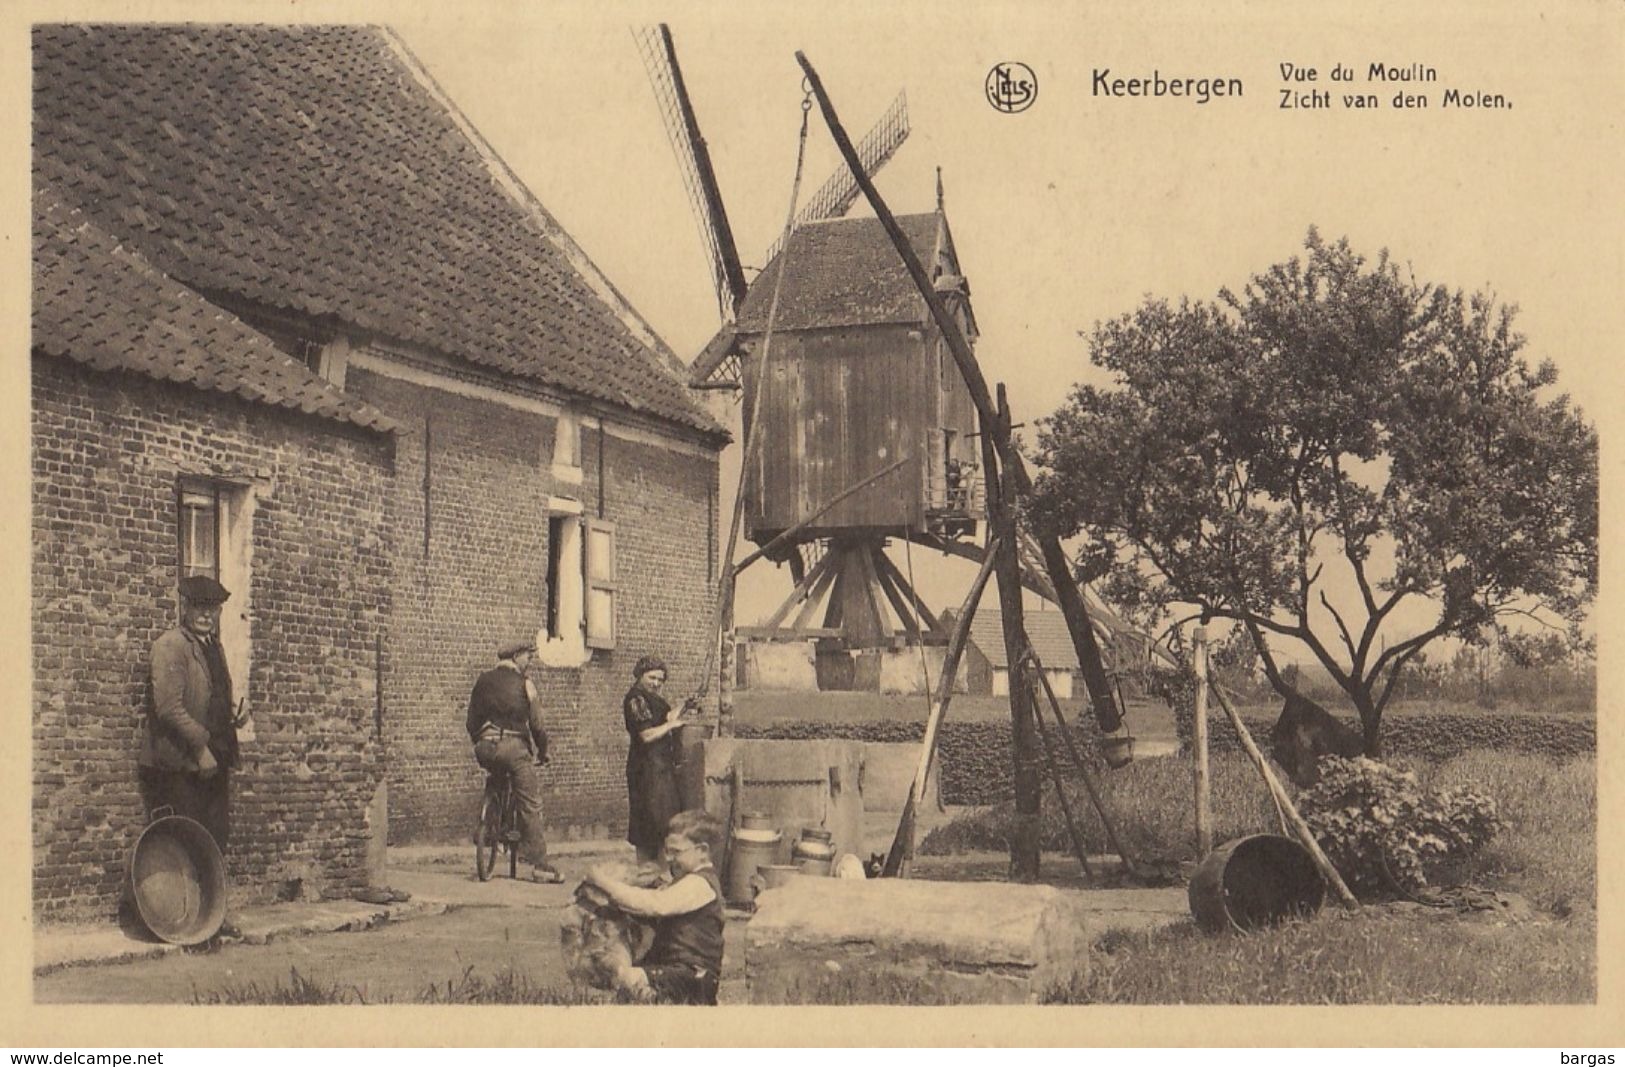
top-left (2, 0), bottom-right (1621, 1050)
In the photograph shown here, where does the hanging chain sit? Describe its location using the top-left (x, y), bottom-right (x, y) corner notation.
top-left (695, 82), bottom-right (817, 704)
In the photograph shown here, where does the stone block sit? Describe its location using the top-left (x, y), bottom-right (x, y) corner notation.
top-left (745, 876), bottom-right (1087, 1004)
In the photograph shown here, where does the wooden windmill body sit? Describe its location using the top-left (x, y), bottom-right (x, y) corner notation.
top-left (693, 208), bottom-right (988, 671)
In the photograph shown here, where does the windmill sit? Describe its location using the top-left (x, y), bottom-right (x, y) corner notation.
top-left (638, 26), bottom-right (970, 691)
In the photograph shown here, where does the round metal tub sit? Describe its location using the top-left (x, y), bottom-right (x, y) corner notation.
top-left (1188, 834), bottom-right (1325, 933)
top-left (127, 815), bottom-right (227, 945)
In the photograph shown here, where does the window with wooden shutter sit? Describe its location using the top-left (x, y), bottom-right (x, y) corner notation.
top-left (584, 517), bottom-right (616, 649)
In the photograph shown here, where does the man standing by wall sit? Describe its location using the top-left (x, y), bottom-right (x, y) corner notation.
top-left (139, 574), bottom-right (244, 933)
top-left (468, 639), bottom-right (563, 883)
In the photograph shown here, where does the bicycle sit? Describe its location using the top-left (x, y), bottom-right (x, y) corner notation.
top-left (475, 767), bottom-right (523, 881)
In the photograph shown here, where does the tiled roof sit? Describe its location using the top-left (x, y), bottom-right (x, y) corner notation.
top-left (32, 24), bottom-right (721, 438)
top-left (734, 213), bottom-right (944, 332)
top-left (33, 183), bottom-right (397, 434)
top-left (965, 607), bottom-right (1083, 671)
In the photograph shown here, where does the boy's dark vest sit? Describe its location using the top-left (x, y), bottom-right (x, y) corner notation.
top-left (647, 866), bottom-right (724, 974)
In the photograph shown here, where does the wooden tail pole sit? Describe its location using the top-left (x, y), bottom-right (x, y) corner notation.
top-left (883, 536), bottom-right (1002, 877)
top-left (1022, 654), bottom-right (1094, 882)
top-left (1207, 682), bottom-right (1361, 911)
top-left (1028, 653), bottom-right (1139, 876)
top-left (1192, 625), bottom-right (1213, 857)
top-left (795, 50), bottom-right (1123, 736)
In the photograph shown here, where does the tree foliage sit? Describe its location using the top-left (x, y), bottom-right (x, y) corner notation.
top-left (1030, 230), bottom-right (1597, 752)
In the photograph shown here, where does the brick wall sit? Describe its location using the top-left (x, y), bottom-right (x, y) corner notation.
top-left (31, 357), bottom-right (394, 922)
top-left (346, 350), bottom-right (721, 843)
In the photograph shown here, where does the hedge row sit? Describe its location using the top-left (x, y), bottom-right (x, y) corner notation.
top-left (739, 709), bottom-right (1595, 806)
top-left (1172, 704), bottom-right (1596, 764)
top-left (733, 719), bottom-right (1107, 806)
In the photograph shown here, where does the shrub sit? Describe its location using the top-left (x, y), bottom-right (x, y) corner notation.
top-left (1298, 756), bottom-right (1501, 897)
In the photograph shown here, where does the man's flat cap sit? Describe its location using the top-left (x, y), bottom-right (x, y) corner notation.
top-left (178, 575), bottom-right (231, 605)
top-left (498, 636), bottom-right (537, 659)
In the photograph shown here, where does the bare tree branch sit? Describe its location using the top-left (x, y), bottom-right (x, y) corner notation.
top-left (1320, 589), bottom-right (1358, 662)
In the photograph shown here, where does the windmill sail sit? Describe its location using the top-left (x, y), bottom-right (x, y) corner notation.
top-left (634, 24), bottom-right (748, 322)
top-left (764, 90), bottom-right (910, 263)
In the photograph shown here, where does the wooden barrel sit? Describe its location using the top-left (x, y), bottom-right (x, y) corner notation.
top-left (1188, 834), bottom-right (1326, 932)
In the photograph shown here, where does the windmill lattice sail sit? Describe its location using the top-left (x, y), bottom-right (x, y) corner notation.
top-left (633, 24), bottom-right (747, 322)
top-left (764, 90), bottom-right (909, 263)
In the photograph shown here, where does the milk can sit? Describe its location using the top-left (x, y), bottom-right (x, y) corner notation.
top-left (791, 827), bottom-right (837, 877)
top-left (726, 817), bottom-right (782, 906)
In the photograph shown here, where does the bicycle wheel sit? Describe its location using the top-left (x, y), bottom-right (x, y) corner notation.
top-left (505, 790), bottom-right (519, 879)
top-left (475, 786), bottom-right (502, 882)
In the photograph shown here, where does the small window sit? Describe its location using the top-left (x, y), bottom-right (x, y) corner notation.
top-left (545, 515), bottom-right (569, 639)
top-left (178, 483), bottom-right (221, 580)
top-left (555, 411), bottom-right (582, 469)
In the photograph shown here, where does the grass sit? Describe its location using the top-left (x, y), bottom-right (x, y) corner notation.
top-left (920, 752), bottom-right (1285, 861)
top-left (1049, 908), bottom-right (1595, 1004)
top-left (193, 965), bottom-right (608, 1006)
top-left (192, 968), bottom-right (378, 1005)
top-left (939, 747), bottom-right (1597, 1005)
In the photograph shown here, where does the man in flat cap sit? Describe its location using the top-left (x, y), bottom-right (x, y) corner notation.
top-left (467, 637), bottom-right (562, 883)
top-left (140, 576), bottom-right (245, 903)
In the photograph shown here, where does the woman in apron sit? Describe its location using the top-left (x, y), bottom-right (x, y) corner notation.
top-left (622, 656), bottom-right (695, 863)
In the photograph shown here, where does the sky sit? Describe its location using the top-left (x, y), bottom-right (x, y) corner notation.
top-left (386, 2), bottom-right (1620, 662)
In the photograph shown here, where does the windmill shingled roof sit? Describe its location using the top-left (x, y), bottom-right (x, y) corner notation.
top-left (32, 23), bottom-right (720, 438)
top-left (33, 183), bottom-right (397, 434)
top-left (734, 213), bottom-right (943, 332)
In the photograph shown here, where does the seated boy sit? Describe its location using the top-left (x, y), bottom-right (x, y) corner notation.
top-left (584, 809), bottom-right (724, 1005)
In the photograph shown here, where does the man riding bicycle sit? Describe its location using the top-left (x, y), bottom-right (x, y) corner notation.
top-left (467, 637), bottom-right (563, 883)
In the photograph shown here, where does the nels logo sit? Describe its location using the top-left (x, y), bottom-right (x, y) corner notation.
top-left (986, 62), bottom-right (1037, 113)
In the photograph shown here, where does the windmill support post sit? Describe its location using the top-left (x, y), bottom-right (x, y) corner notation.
top-left (1024, 657), bottom-right (1094, 882)
top-left (1207, 680), bottom-right (1361, 910)
top-left (1192, 625), bottom-right (1213, 857)
top-left (982, 387), bottom-right (1042, 881)
top-left (795, 51), bottom-right (1123, 737)
top-left (883, 537), bottom-right (1002, 877)
top-left (1027, 651), bottom-right (1139, 875)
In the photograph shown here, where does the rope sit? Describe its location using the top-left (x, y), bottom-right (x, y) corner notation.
top-left (695, 85), bottom-right (815, 705)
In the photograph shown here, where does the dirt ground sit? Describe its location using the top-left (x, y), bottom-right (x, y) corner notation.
top-left (34, 844), bottom-right (1145, 1005)
top-left (36, 887), bottom-right (752, 1006)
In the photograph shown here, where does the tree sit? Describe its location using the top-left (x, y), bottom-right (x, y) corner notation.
top-left (1029, 230), bottom-right (1597, 754)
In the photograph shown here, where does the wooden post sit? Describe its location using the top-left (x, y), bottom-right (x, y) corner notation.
top-left (1024, 657), bottom-right (1094, 882)
top-left (1030, 656), bottom-right (1139, 876)
top-left (883, 537), bottom-right (1001, 877)
top-left (1208, 682), bottom-right (1361, 910)
top-left (1192, 625), bottom-right (1212, 857)
top-left (983, 388), bottom-right (1040, 883)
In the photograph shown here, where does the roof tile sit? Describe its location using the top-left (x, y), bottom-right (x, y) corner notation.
top-left (33, 182), bottom-right (398, 435)
top-left (33, 24), bottom-right (719, 437)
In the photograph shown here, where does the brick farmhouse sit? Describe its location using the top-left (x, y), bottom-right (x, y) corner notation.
top-left (32, 24), bottom-right (725, 920)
